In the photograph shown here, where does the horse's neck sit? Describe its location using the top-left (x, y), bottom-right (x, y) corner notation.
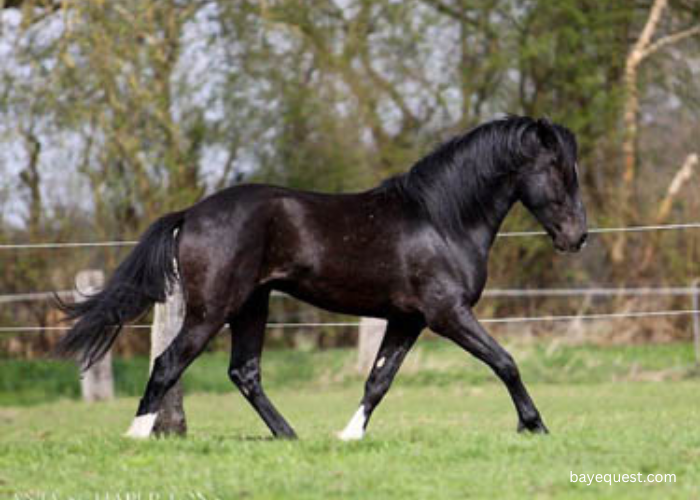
top-left (461, 178), bottom-right (518, 255)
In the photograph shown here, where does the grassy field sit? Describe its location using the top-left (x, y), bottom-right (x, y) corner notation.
top-left (1, 340), bottom-right (699, 499)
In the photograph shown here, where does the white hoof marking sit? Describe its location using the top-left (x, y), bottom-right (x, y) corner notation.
top-left (124, 413), bottom-right (157, 439)
top-left (338, 406), bottom-right (366, 441)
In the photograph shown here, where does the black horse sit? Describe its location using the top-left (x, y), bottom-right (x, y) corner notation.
top-left (57, 115), bottom-right (587, 440)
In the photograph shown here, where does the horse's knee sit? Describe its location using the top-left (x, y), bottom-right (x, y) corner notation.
top-left (228, 358), bottom-right (261, 397)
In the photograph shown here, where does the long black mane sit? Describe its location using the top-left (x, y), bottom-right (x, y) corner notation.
top-left (382, 115), bottom-right (577, 233)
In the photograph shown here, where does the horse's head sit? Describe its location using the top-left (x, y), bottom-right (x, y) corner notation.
top-left (517, 119), bottom-right (588, 253)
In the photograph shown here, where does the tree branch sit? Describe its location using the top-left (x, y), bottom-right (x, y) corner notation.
top-left (631, 0), bottom-right (668, 64)
top-left (2, 0), bottom-right (60, 13)
top-left (655, 153), bottom-right (698, 223)
top-left (420, 0), bottom-right (479, 26)
top-left (642, 24), bottom-right (700, 58)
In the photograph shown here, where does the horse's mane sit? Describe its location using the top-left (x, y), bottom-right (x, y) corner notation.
top-left (381, 115), bottom-right (577, 233)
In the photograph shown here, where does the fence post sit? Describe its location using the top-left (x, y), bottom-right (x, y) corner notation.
top-left (357, 317), bottom-right (386, 374)
top-left (74, 270), bottom-right (114, 402)
top-left (150, 284), bottom-right (187, 436)
top-left (693, 279), bottom-right (700, 367)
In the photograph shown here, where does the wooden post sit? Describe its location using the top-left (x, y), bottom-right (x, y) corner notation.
top-left (150, 284), bottom-right (187, 436)
top-left (357, 317), bottom-right (386, 375)
top-left (693, 279), bottom-right (700, 367)
top-left (74, 270), bottom-right (114, 402)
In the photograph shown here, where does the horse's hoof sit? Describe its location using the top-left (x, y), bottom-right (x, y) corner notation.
top-left (338, 406), bottom-right (366, 441)
top-left (124, 413), bottom-right (157, 439)
top-left (124, 431), bottom-right (150, 440)
top-left (337, 425), bottom-right (365, 441)
top-left (337, 430), bottom-right (364, 441)
top-left (517, 420), bottom-right (549, 435)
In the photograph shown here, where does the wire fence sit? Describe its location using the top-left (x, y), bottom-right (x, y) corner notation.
top-left (0, 291), bottom-right (73, 304)
top-left (496, 222), bottom-right (700, 238)
top-left (1, 220), bottom-right (699, 348)
top-left (1, 286), bottom-right (698, 305)
top-left (0, 221), bottom-right (699, 250)
top-left (1, 309), bottom-right (698, 334)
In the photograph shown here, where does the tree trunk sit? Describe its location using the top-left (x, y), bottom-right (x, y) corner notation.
top-left (613, 0), bottom-right (700, 263)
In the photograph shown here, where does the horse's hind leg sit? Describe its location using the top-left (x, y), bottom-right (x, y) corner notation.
top-left (339, 318), bottom-right (422, 441)
top-left (428, 303), bottom-right (547, 433)
top-left (125, 313), bottom-right (225, 439)
top-left (228, 290), bottom-right (297, 439)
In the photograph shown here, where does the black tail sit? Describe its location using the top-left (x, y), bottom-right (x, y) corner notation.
top-left (55, 211), bottom-right (186, 370)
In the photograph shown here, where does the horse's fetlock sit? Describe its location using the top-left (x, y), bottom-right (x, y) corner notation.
top-left (520, 408), bottom-right (541, 427)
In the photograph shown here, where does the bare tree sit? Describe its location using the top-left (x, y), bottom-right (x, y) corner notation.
top-left (613, 0), bottom-right (700, 262)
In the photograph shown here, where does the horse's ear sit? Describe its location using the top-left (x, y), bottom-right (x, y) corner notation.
top-left (534, 117), bottom-right (558, 151)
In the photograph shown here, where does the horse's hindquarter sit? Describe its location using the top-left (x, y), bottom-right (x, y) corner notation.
top-left (262, 190), bottom-right (416, 317)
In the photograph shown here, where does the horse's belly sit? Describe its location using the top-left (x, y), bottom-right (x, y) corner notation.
top-left (273, 271), bottom-right (397, 318)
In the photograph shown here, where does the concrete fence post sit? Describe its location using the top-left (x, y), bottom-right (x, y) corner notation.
top-left (693, 279), bottom-right (700, 367)
top-left (150, 284), bottom-right (187, 436)
top-left (357, 317), bottom-right (386, 375)
top-left (74, 270), bottom-right (114, 402)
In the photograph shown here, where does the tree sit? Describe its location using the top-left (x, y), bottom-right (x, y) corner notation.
top-left (612, 0), bottom-right (700, 262)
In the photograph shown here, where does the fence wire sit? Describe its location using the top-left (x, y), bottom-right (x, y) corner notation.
top-left (1, 221), bottom-right (699, 335)
top-left (0, 221), bottom-right (698, 250)
top-left (2, 286), bottom-right (699, 304)
top-left (1, 309), bottom-right (699, 335)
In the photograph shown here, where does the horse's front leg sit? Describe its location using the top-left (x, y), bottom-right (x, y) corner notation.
top-left (428, 302), bottom-right (548, 434)
top-left (338, 318), bottom-right (422, 441)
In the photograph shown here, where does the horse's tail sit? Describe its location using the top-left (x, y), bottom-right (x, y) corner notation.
top-left (55, 211), bottom-right (186, 370)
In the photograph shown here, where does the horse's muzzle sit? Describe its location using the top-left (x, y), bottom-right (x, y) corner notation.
top-left (554, 231), bottom-right (588, 253)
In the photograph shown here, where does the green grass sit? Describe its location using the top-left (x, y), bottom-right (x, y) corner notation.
top-left (1, 341), bottom-right (699, 499)
top-left (1, 339), bottom-right (697, 406)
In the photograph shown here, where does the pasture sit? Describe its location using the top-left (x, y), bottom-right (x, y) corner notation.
top-left (2, 340), bottom-right (698, 499)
